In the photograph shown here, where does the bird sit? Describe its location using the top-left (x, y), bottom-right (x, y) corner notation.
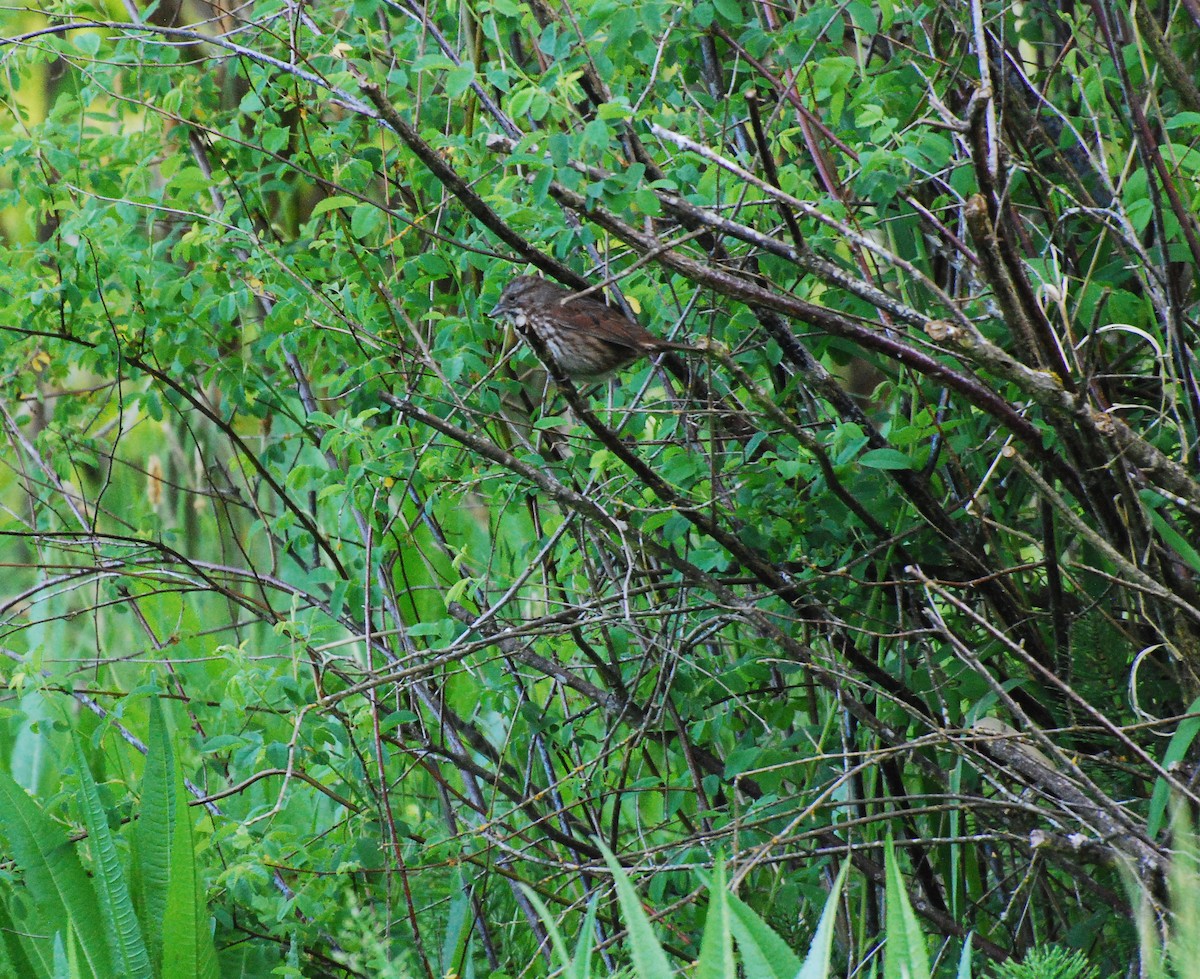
top-left (487, 274), bottom-right (696, 380)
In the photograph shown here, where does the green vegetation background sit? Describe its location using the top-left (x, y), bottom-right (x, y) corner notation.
top-left (0, 0), bottom-right (1198, 975)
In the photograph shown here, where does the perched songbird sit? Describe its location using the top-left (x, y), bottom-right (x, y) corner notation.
top-left (488, 275), bottom-right (696, 380)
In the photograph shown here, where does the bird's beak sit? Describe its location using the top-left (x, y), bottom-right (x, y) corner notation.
top-left (487, 302), bottom-right (502, 318)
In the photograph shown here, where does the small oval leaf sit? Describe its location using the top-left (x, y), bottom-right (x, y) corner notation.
top-left (859, 448), bottom-right (914, 470)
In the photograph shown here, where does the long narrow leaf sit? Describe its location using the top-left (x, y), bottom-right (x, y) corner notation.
top-left (695, 862), bottom-right (734, 979)
top-left (883, 838), bottom-right (931, 979)
top-left (599, 843), bottom-right (675, 978)
top-left (955, 934), bottom-right (972, 979)
top-left (572, 897), bottom-right (600, 979)
top-left (797, 862), bottom-right (851, 979)
top-left (440, 874), bottom-right (473, 976)
top-left (0, 891), bottom-right (40, 979)
top-left (71, 733), bottom-right (151, 979)
top-left (520, 885), bottom-right (578, 972)
top-left (162, 769), bottom-right (218, 979)
top-left (0, 770), bottom-right (110, 979)
top-left (1148, 700), bottom-right (1200, 838)
top-left (134, 696), bottom-right (176, 969)
top-left (728, 891), bottom-right (802, 979)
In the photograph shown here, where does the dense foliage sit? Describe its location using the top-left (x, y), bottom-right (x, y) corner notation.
top-left (1, 0), bottom-right (1199, 975)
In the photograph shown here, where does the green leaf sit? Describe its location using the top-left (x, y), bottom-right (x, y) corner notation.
top-left (446, 62), bottom-right (475, 98)
top-left (797, 862), bottom-right (850, 979)
top-left (859, 448), bottom-right (914, 470)
top-left (1144, 500), bottom-right (1200, 573)
top-left (75, 32), bottom-right (101, 57)
top-left (847, 1), bottom-right (878, 33)
top-left (508, 86), bottom-right (535, 117)
top-left (695, 862), bottom-right (734, 979)
top-left (728, 890), bottom-right (801, 979)
top-left (134, 696), bottom-right (176, 969)
top-left (350, 203), bottom-right (384, 238)
top-left (582, 119), bottom-right (611, 152)
top-left (309, 195), bottom-right (357, 218)
top-left (440, 877), bottom-right (473, 974)
top-left (598, 843), bottom-right (674, 978)
top-left (633, 187), bottom-right (662, 215)
top-left (0, 769), bottom-right (111, 978)
top-left (884, 838), bottom-right (930, 979)
top-left (955, 933), bottom-right (972, 979)
top-left (518, 885), bottom-right (579, 972)
top-left (1147, 696), bottom-right (1200, 837)
top-left (712, 0), bottom-right (742, 22)
top-left (71, 733), bottom-right (151, 979)
top-left (162, 769), bottom-right (218, 979)
top-left (571, 898), bottom-right (600, 978)
top-left (538, 23), bottom-right (560, 56)
top-left (238, 90), bottom-right (264, 113)
top-left (0, 892), bottom-right (40, 979)
top-left (261, 125), bottom-right (289, 153)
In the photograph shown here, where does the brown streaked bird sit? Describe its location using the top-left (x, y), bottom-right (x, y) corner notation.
top-left (488, 275), bottom-right (696, 380)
